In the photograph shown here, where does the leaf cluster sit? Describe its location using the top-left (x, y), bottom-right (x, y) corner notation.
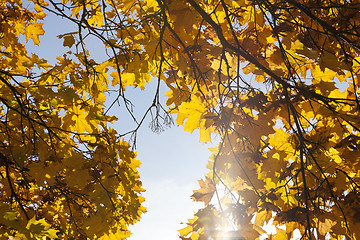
top-left (3, 0), bottom-right (360, 239)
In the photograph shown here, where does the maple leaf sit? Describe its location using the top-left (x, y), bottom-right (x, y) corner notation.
top-left (63, 35), bottom-right (75, 48)
top-left (191, 177), bottom-right (215, 206)
top-left (71, 105), bottom-right (93, 133)
top-left (26, 217), bottom-right (58, 239)
top-left (25, 21), bottom-right (45, 45)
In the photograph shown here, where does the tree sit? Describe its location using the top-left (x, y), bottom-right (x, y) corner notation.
top-left (2, 0), bottom-right (360, 239)
top-left (171, 0), bottom-right (360, 239)
top-left (0, 0), bottom-right (152, 238)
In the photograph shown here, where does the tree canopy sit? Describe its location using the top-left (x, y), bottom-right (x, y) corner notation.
top-left (1, 0), bottom-right (360, 239)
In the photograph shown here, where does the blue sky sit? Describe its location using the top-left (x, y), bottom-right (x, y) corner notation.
top-left (128, 126), bottom-right (212, 240)
top-left (105, 78), bottom-right (215, 239)
top-left (105, 75), bottom-right (215, 240)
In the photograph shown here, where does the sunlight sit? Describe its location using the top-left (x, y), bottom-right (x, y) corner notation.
top-left (205, 230), bottom-right (244, 240)
top-left (203, 210), bottom-right (244, 240)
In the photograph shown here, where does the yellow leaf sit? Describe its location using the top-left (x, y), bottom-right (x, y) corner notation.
top-left (199, 127), bottom-right (212, 143)
top-left (190, 231), bottom-right (199, 240)
top-left (311, 65), bottom-right (336, 83)
top-left (71, 105), bottom-right (93, 133)
top-left (122, 72), bottom-right (136, 89)
top-left (3, 212), bottom-right (18, 221)
top-left (178, 225), bottom-right (193, 237)
top-left (145, 0), bottom-right (158, 9)
top-left (191, 177), bottom-right (215, 205)
top-left (26, 217), bottom-right (58, 239)
top-left (254, 210), bottom-right (271, 227)
top-left (87, 10), bottom-right (104, 27)
top-left (318, 218), bottom-right (336, 236)
top-left (25, 22), bottom-right (45, 45)
top-left (111, 71), bottom-right (121, 87)
top-left (273, 228), bottom-right (287, 240)
top-left (326, 148), bottom-right (342, 164)
top-left (177, 96), bottom-right (207, 134)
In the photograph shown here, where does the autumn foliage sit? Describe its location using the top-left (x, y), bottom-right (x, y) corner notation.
top-left (2, 0), bottom-right (360, 239)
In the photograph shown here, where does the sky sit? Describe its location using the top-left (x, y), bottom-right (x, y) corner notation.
top-left (105, 78), bottom-right (215, 240)
top-left (128, 126), bottom-right (212, 240)
top-left (28, 4), bottom-right (216, 240)
top-left (104, 74), bottom-right (215, 240)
